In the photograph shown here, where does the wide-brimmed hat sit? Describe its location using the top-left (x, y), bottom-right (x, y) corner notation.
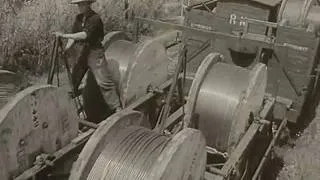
top-left (70, 0), bottom-right (95, 4)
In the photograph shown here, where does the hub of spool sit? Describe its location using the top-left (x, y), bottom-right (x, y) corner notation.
top-left (69, 110), bottom-right (207, 180)
top-left (0, 85), bottom-right (79, 179)
top-left (184, 53), bottom-right (267, 153)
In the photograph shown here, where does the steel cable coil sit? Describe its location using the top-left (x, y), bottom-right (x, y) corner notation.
top-left (184, 53), bottom-right (267, 153)
top-left (69, 110), bottom-right (207, 180)
top-left (87, 126), bottom-right (170, 180)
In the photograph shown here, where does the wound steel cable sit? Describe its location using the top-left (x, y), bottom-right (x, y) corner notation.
top-left (87, 126), bottom-right (170, 180)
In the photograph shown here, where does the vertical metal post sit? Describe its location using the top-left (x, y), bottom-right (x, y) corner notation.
top-left (133, 16), bottom-right (139, 43)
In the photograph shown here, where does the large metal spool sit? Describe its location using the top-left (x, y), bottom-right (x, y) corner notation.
top-left (82, 31), bottom-right (171, 122)
top-left (0, 85), bottom-right (79, 179)
top-left (278, 0), bottom-right (320, 28)
top-left (69, 110), bottom-right (206, 180)
top-left (103, 31), bottom-right (171, 106)
top-left (184, 53), bottom-right (267, 153)
top-left (0, 70), bottom-right (23, 108)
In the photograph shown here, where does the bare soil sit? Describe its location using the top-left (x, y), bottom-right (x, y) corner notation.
top-left (276, 106), bottom-right (320, 180)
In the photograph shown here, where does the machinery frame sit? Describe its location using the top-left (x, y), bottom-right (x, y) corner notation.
top-left (14, 72), bottom-right (285, 180)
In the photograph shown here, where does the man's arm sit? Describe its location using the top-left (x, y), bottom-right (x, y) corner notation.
top-left (54, 31), bottom-right (87, 41)
top-left (63, 32), bottom-right (87, 40)
top-left (65, 39), bottom-right (75, 51)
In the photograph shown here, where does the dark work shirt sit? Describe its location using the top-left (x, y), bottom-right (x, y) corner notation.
top-left (70, 9), bottom-right (105, 90)
top-left (71, 9), bottom-right (104, 49)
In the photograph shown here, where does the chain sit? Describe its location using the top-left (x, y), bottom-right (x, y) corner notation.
top-left (206, 146), bottom-right (228, 159)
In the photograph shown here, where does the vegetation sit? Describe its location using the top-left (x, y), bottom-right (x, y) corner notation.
top-left (0, 0), bottom-right (185, 76)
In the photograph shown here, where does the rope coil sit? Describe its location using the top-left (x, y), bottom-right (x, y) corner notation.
top-left (88, 126), bottom-right (170, 180)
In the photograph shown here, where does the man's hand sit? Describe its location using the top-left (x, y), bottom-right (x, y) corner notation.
top-left (53, 32), bottom-right (65, 38)
top-left (68, 89), bottom-right (82, 99)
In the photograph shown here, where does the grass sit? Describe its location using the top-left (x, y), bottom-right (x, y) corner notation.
top-left (0, 0), bottom-right (186, 77)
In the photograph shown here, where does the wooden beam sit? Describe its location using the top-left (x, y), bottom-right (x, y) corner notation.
top-left (259, 96), bottom-right (275, 119)
top-left (164, 106), bottom-right (184, 128)
top-left (204, 172), bottom-right (220, 180)
top-left (219, 122), bottom-right (260, 177)
top-left (252, 118), bottom-right (287, 179)
top-left (14, 129), bottom-right (94, 180)
top-left (136, 17), bottom-right (296, 51)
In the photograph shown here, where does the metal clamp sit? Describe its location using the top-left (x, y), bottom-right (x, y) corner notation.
top-left (33, 154), bottom-right (55, 167)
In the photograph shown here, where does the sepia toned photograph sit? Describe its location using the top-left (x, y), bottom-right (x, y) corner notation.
top-left (0, 0), bottom-right (319, 179)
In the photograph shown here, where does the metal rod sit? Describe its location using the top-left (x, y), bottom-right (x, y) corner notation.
top-left (252, 118), bottom-right (287, 180)
top-left (201, 2), bottom-right (214, 14)
top-left (79, 120), bottom-right (98, 129)
top-left (187, 40), bottom-right (211, 63)
top-left (47, 37), bottom-right (59, 84)
top-left (206, 167), bottom-right (226, 177)
top-left (154, 46), bottom-right (187, 133)
top-left (58, 38), bottom-right (87, 120)
top-left (206, 163), bottom-right (225, 167)
top-left (278, 0), bottom-right (289, 22)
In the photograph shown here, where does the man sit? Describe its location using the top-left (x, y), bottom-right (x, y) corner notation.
top-left (54, 0), bottom-right (122, 114)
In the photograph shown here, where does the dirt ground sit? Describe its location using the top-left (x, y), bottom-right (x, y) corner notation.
top-left (276, 106), bottom-right (320, 180)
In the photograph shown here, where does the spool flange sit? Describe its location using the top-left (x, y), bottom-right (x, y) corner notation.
top-left (0, 85), bottom-right (78, 179)
top-left (69, 110), bottom-right (207, 180)
top-left (184, 53), bottom-right (267, 153)
top-left (103, 31), bottom-right (171, 106)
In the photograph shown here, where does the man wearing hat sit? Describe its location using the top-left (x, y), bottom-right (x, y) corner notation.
top-left (54, 0), bottom-right (122, 114)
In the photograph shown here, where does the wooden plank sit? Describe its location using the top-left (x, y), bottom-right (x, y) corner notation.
top-left (136, 17), bottom-right (284, 50)
top-left (204, 171), bottom-right (221, 180)
top-left (220, 122), bottom-right (260, 176)
top-left (259, 96), bottom-right (275, 119)
top-left (249, 0), bottom-right (281, 7)
top-left (164, 106), bottom-right (184, 128)
top-left (252, 118), bottom-right (287, 179)
top-left (190, 0), bottom-right (217, 9)
top-left (203, 95), bottom-right (273, 178)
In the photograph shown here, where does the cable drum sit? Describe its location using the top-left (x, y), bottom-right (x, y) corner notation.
top-left (69, 110), bottom-right (207, 180)
top-left (82, 31), bottom-right (171, 121)
top-left (184, 53), bottom-right (267, 153)
top-left (279, 0), bottom-right (320, 28)
top-left (0, 85), bottom-right (79, 180)
top-left (87, 126), bottom-right (170, 180)
top-left (102, 31), bottom-right (171, 107)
